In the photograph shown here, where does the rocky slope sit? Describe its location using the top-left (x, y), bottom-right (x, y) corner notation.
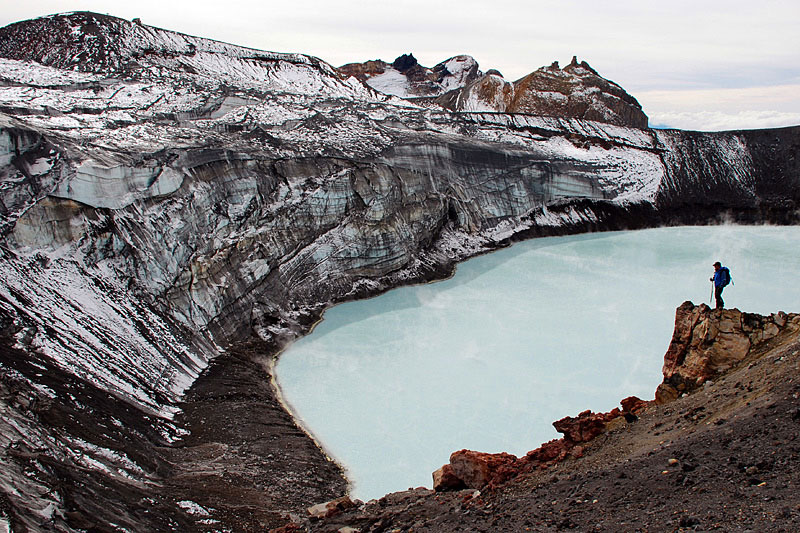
top-left (0, 11), bottom-right (798, 532)
top-left (306, 303), bottom-right (800, 532)
top-left (341, 54), bottom-right (648, 128)
top-left (506, 56), bottom-right (648, 128)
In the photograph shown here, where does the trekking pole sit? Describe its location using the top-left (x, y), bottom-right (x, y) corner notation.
top-left (709, 280), bottom-right (714, 305)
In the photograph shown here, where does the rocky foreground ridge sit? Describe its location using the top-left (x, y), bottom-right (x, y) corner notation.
top-left (0, 11), bottom-right (799, 532)
top-left (304, 303), bottom-right (800, 532)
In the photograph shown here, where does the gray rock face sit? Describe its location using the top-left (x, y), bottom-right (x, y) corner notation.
top-left (0, 11), bottom-right (798, 532)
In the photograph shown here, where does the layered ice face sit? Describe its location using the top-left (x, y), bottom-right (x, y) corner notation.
top-left (276, 225), bottom-right (800, 500)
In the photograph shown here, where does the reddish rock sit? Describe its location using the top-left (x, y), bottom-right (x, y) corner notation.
top-left (658, 301), bottom-right (799, 401)
top-left (337, 59), bottom-right (387, 83)
top-left (525, 438), bottom-right (570, 466)
top-left (621, 396), bottom-right (650, 413)
top-left (509, 56), bottom-right (648, 128)
top-left (432, 464), bottom-right (466, 491)
top-left (553, 409), bottom-right (618, 444)
top-left (307, 495), bottom-right (356, 519)
top-left (436, 399), bottom-right (646, 492)
top-left (569, 445), bottom-right (586, 458)
top-left (448, 450), bottom-right (518, 489)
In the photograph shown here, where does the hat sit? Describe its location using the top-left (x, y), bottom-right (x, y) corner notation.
top-left (713, 261), bottom-right (721, 267)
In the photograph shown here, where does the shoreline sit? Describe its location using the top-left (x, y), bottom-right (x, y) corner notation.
top-left (301, 302), bottom-right (800, 531)
top-left (267, 223), bottom-right (800, 504)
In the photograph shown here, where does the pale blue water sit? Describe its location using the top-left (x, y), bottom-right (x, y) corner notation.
top-left (276, 225), bottom-right (800, 500)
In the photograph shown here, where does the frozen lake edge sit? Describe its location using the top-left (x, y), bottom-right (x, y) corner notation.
top-left (276, 224), bottom-right (800, 500)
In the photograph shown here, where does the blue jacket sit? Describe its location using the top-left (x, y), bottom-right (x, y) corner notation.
top-left (713, 267), bottom-right (730, 288)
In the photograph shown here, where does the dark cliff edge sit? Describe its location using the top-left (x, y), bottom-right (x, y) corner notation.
top-left (0, 12), bottom-right (799, 533)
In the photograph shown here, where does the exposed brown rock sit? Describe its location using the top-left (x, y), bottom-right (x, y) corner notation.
top-left (553, 408), bottom-right (619, 444)
top-left (337, 60), bottom-right (388, 83)
top-left (620, 395), bottom-right (649, 413)
top-left (509, 56), bottom-right (648, 128)
top-left (432, 464), bottom-right (466, 491)
top-left (437, 401), bottom-right (638, 492)
top-left (337, 54), bottom-right (482, 97)
top-left (448, 450), bottom-right (519, 490)
top-left (307, 496), bottom-right (357, 519)
top-left (432, 55), bottom-right (648, 127)
top-left (658, 301), bottom-right (800, 401)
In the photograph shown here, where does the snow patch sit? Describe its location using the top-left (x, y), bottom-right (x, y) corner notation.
top-left (177, 500), bottom-right (212, 516)
top-left (366, 69), bottom-right (411, 98)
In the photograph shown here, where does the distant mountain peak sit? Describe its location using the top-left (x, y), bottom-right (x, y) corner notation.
top-left (338, 53), bottom-right (482, 99)
top-left (338, 51), bottom-right (646, 127)
top-left (392, 53), bottom-right (418, 72)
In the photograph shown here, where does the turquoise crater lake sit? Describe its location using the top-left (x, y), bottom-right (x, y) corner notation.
top-left (276, 225), bottom-right (800, 500)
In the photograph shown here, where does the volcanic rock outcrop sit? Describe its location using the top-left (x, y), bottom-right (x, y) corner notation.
top-left (435, 56), bottom-right (648, 127)
top-left (0, 11), bottom-right (799, 532)
top-left (656, 301), bottom-right (800, 402)
top-left (431, 302), bottom-right (800, 495)
top-left (433, 398), bottom-right (648, 492)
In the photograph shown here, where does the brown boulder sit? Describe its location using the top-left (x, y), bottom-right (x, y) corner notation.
top-left (553, 409), bottom-right (619, 444)
top-left (307, 496), bottom-right (357, 519)
top-left (432, 463), bottom-right (466, 491)
top-left (620, 395), bottom-right (649, 413)
top-left (448, 449), bottom-right (518, 489)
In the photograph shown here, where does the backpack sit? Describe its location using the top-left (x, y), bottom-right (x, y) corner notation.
top-left (720, 267), bottom-right (731, 287)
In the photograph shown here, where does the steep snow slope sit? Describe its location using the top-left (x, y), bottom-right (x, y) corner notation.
top-left (339, 53), bottom-right (481, 98)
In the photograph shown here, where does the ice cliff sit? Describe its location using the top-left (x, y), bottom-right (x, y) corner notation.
top-left (0, 11), bottom-right (799, 532)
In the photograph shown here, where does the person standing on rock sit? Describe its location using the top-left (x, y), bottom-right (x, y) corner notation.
top-left (710, 261), bottom-right (731, 309)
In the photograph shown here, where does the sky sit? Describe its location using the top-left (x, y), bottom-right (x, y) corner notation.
top-left (1, 1), bottom-right (798, 131)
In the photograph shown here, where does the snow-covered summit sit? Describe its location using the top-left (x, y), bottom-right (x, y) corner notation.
top-left (338, 53), bottom-right (482, 98)
top-left (0, 11), bottom-right (376, 101)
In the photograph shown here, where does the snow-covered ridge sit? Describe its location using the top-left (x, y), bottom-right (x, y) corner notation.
top-left (0, 12), bottom-right (380, 103)
top-left (339, 53), bottom-right (647, 128)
